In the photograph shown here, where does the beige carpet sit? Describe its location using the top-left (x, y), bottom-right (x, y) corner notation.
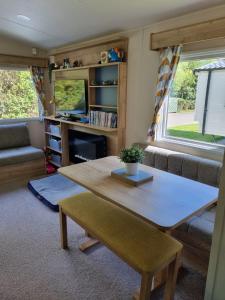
top-left (0, 182), bottom-right (206, 300)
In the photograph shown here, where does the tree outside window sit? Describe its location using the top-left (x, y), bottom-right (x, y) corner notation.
top-left (0, 69), bottom-right (39, 119)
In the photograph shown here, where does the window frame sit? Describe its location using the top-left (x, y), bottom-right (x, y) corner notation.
top-left (159, 49), bottom-right (225, 151)
top-left (0, 66), bottom-right (39, 121)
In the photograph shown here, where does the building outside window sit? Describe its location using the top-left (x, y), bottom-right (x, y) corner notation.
top-left (163, 52), bottom-right (225, 147)
top-left (0, 68), bottom-right (39, 120)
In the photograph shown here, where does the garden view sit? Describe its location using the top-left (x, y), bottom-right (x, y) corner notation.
top-left (0, 69), bottom-right (38, 119)
top-left (167, 59), bottom-right (225, 144)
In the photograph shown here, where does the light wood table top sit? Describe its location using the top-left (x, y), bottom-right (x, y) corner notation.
top-left (59, 156), bottom-right (218, 231)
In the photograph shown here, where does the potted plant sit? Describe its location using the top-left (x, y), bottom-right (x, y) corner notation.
top-left (119, 145), bottom-right (145, 176)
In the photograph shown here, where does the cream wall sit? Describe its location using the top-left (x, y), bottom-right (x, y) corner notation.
top-left (125, 4), bottom-right (225, 161)
top-left (0, 33), bottom-right (47, 57)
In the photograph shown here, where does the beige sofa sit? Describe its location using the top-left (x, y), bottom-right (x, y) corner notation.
top-left (137, 144), bottom-right (222, 271)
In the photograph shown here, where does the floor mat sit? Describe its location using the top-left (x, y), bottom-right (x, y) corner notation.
top-left (28, 174), bottom-right (86, 211)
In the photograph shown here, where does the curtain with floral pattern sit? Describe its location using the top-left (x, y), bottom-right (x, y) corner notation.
top-left (147, 45), bottom-right (182, 141)
top-left (31, 66), bottom-right (45, 119)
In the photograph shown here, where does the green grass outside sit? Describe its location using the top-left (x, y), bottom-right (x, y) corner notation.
top-left (167, 123), bottom-right (224, 143)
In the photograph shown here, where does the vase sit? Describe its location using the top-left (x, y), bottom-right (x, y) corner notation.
top-left (125, 163), bottom-right (139, 176)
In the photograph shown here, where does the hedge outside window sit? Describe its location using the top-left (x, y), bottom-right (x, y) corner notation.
top-left (0, 68), bottom-right (39, 119)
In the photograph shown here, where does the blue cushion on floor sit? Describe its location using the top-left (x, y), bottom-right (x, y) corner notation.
top-left (28, 174), bottom-right (86, 211)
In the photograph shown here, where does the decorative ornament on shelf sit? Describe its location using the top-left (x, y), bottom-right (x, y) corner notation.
top-left (48, 56), bottom-right (59, 83)
top-left (119, 145), bottom-right (145, 176)
top-left (63, 58), bottom-right (70, 69)
top-left (108, 48), bottom-right (125, 62)
top-left (100, 51), bottom-right (109, 64)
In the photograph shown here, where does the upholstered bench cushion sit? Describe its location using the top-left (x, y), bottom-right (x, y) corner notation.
top-left (141, 145), bottom-right (222, 187)
top-left (60, 192), bottom-right (182, 274)
top-left (174, 206), bottom-right (216, 251)
top-left (135, 144), bottom-right (221, 254)
top-left (0, 123), bottom-right (30, 150)
top-left (0, 146), bottom-right (44, 166)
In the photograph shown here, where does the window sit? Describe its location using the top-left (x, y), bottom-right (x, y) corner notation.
top-left (0, 68), bottom-right (39, 119)
top-left (163, 52), bottom-right (225, 147)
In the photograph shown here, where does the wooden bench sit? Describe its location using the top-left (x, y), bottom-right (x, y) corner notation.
top-left (59, 192), bottom-right (183, 300)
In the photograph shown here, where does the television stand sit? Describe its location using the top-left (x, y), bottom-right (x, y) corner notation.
top-left (44, 116), bottom-right (119, 168)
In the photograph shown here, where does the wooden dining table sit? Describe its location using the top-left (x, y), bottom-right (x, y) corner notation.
top-left (59, 156), bottom-right (218, 232)
top-left (59, 156), bottom-right (218, 292)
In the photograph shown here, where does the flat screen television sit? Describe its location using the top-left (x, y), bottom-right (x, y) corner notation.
top-left (54, 79), bottom-right (87, 116)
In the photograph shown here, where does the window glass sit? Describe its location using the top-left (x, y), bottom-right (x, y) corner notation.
top-left (166, 57), bottom-right (225, 146)
top-left (0, 68), bottom-right (39, 119)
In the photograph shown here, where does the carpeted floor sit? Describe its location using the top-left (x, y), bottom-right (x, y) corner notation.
top-left (0, 183), bottom-right (206, 300)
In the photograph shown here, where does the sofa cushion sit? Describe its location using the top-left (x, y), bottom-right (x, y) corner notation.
top-left (0, 123), bottom-right (30, 150)
top-left (0, 146), bottom-right (44, 167)
top-left (174, 206), bottom-right (216, 251)
top-left (135, 144), bottom-right (221, 254)
top-left (168, 154), bottom-right (183, 175)
top-left (197, 159), bottom-right (221, 187)
top-left (141, 145), bottom-right (222, 187)
top-left (188, 216), bottom-right (214, 245)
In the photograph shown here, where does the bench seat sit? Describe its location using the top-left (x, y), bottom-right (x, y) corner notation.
top-left (136, 144), bottom-right (221, 270)
top-left (60, 192), bottom-right (182, 274)
top-left (0, 146), bottom-right (44, 167)
top-left (59, 192), bottom-right (183, 299)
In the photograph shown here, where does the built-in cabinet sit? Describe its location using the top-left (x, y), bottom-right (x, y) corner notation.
top-left (45, 62), bottom-right (127, 168)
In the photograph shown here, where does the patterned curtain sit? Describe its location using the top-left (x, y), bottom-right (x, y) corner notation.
top-left (147, 45), bottom-right (182, 140)
top-left (31, 66), bottom-right (45, 119)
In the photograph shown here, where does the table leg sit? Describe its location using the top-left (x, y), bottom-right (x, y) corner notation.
top-left (133, 230), bottom-right (182, 298)
top-left (79, 237), bottom-right (100, 251)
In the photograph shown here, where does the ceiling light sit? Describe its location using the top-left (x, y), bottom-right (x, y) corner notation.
top-left (17, 14), bottom-right (31, 22)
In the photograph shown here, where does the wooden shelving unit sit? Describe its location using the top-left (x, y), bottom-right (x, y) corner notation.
top-left (46, 146), bottom-right (62, 154)
top-left (45, 116), bottom-right (118, 132)
top-left (46, 61), bottom-right (127, 166)
top-left (89, 104), bottom-right (118, 109)
top-left (53, 62), bottom-right (121, 72)
top-left (44, 119), bottom-right (68, 168)
top-left (45, 131), bottom-right (61, 138)
top-left (48, 160), bottom-right (61, 168)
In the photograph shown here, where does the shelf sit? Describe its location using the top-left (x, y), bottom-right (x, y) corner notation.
top-left (46, 146), bottom-right (62, 154)
top-left (89, 105), bottom-right (118, 109)
top-left (45, 132), bottom-right (61, 138)
top-left (53, 62), bottom-right (125, 73)
top-left (48, 160), bottom-right (61, 168)
top-left (44, 116), bottom-right (118, 132)
top-left (89, 85), bottom-right (118, 88)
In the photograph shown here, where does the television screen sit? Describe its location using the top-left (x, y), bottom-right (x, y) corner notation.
top-left (54, 79), bottom-right (87, 115)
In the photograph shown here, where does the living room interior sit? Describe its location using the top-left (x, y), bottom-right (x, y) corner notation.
top-left (1, 1), bottom-right (225, 300)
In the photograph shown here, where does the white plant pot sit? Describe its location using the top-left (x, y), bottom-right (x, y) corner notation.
top-left (125, 163), bottom-right (139, 176)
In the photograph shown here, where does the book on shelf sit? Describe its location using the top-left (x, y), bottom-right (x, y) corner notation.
top-left (89, 110), bottom-right (117, 128)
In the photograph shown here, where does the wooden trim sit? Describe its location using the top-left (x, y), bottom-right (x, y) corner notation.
top-left (0, 159), bottom-right (45, 184)
top-left (45, 116), bottom-right (118, 133)
top-left (52, 62), bottom-right (125, 72)
top-left (205, 152), bottom-right (225, 299)
top-left (0, 54), bottom-right (48, 67)
top-left (49, 35), bottom-right (128, 55)
top-left (151, 17), bottom-right (225, 50)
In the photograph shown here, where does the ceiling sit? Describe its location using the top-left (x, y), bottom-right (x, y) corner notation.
top-left (0, 0), bottom-right (224, 49)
